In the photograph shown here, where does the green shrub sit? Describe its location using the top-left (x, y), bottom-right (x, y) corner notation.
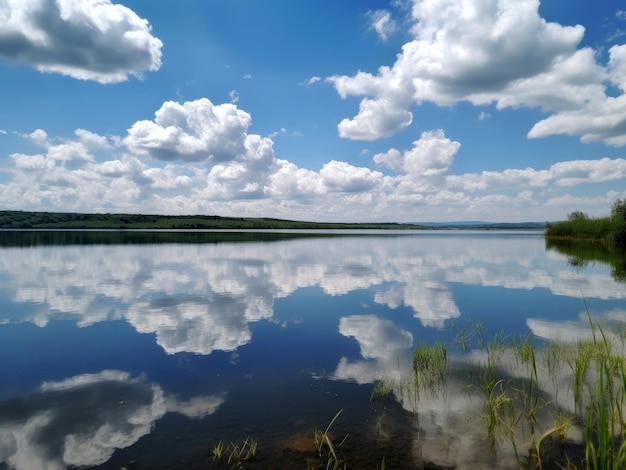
top-left (546, 199), bottom-right (626, 246)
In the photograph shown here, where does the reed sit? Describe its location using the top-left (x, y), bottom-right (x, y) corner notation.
top-left (413, 341), bottom-right (448, 397)
top-left (212, 440), bottom-right (224, 463)
top-left (370, 379), bottom-right (393, 404)
top-left (455, 318), bottom-right (626, 468)
top-left (542, 339), bottom-right (570, 406)
top-left (527, 318), bottom-right (626, 469)
top-left (457, 320), bottom-right (486, 351)
top-left (313, 409), bottom-right (348, 470)
top-left (576, 320), bottom-right (626, 470)
top-left (365, 314), bottom-right (626, 469)
top-left (519, 334), bottom-right (541, 442)
top-left (545, 217), bottom-right (614, 242)
top-left (472, 345), bottom-right (517, 452)
top-left (454, 323), bottom-right (470, 352)
top-left (226, 437), bottom-right (258, 465)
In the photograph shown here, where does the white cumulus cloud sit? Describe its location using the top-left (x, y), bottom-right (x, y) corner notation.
top-left (375, 129), bottom-right (460, 176)
top-left (328, 0), bottom-right (607, 141)
top-left (368, 9), bottom-right (397, 42)
top-left (0, 0), bottom-right (163, 83)
top-left (125, 98), bottom-right (252, 163)
top-left (2, 97), bottom-right (626, 222)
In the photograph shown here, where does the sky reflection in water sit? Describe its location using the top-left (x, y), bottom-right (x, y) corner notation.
top-left (0, 231), bottom-right (624, 469)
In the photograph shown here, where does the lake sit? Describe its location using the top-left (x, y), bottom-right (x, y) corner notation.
top-left (0, 230), bottom-right (624, 469)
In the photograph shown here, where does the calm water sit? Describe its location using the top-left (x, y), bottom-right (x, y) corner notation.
top-left (0, 230), bottom-right (624, 469)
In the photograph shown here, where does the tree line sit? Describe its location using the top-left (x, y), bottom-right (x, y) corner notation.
top-left (545, 199), bottom-right (626, 246)
top-left (0, 210), bottom-right (423, 230)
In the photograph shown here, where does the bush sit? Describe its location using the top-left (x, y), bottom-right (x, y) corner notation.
top-left (610, 199), bottom-right (626, 245)
top-left (568, 210), bottom-right (589, 221)
top-left (545, 199), bottom-right (626, 246)
top-left (611, 198), bottom-right (626, 220)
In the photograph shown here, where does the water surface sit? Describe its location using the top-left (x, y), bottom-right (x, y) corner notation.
top-left (0, 230), bottom-right (624, 469)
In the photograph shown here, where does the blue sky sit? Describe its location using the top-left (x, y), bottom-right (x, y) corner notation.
top-left (1, 0), bottom-right (625, 222)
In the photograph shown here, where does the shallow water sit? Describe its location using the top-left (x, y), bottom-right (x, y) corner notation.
top-left (0, 230), bottom-right (624, 469)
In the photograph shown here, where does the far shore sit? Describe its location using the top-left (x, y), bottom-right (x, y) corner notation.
top-left (0, 210), bottom-right (547, 231)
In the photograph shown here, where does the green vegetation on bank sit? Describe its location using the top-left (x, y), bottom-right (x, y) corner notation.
top-left (545, 199), bottom-right (626, 246)
top-left (0, 210), bottom-right (426, 230)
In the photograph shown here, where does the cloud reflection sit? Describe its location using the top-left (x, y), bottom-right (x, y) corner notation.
top-left (333, 314), bottom-right (523, 469)
top-left (339, 315), bottom-right (413, 359)
top-left (334, 315), bottom-right (413, 384)
top-left (126, 295), bottom-right (254, 354)
top-left (527, 307), bottom-right (626, 345)
top-left (0, 370), bottom-right (224, 470)
top-left (0, 234), bottom-right (620, 355)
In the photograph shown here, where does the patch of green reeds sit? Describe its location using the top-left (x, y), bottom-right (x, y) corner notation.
top-left (494, 319), bottom-right (626, 469)
top-left (453, 319), bottom-right (487, 352)
top-left (212, 439), bottom-right (225, 463)
top-left (447, 316), bottom-right (626, 469)
top-left (211, 437), bottom-right (258, 466)
top-left (314, 409), bottom-right (348, 470)
top-left (476, 351), bottom-right (516, 452)
top-left (545, 217), bottom-right (614, 242)
top-left (515, 335), bottom-right (542, 443)
top-left (413, 341), bottom-right (448, 397)
top-left (384, 341), bottom-right (449, 426)
top-left (466, 332), bottom-right (527, 459)
top-left (545, 198), bottom-right (626, 246)
top-left (370, 379), bottom-right (393, 405)
top-left (367, 311), bottom-right (626, 469)
top-left (575, 318), bottom-right (626, 470)
top-left (228, 437), bottom-right (258, 466)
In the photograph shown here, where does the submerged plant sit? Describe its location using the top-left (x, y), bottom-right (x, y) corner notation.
top-left (413, 342), bottom-right (448, 396)
top-left (370, 379), bottom-right (393, 404)
top-left (522, 314), bottom-right (626, 469)
top-left (473, 352), bottom-right (516, 452)
top-left (227, 437), bottom-right (258, 465)
top-left (212, 440), bottom-right (225, 462)
top-left (576, 319), bottom-right (626, 470)
top-left (517, 334), bottom-right (542, 447)
top-left (314, 409), bottom-right (348, 470)
top-left (453, 320), bottom-right (487, 352)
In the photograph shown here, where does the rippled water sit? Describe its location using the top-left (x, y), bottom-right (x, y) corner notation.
top-left (0, 230), bottom-right (624, 469)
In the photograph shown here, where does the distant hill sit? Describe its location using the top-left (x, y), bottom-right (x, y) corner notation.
top-left (413, 221), bottom-right (547, 230)
top-left (414, 221), bottom-right (491, 226)
top-left (0, 210), bottom-right (427, 230)
top-left (0, 210), bottom-right (546, 231)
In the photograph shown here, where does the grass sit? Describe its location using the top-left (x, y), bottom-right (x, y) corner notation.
top-left (545, 217), bottom-right (615, 242)
top-left (576, 317), bottom-right (626, 470)
top-left (212, 440), bottom-right (225, 462)
top-left (378, 315), bottom-right (626, 469)
top-left (313, 409), bottom-right (348, 470)
top-left (370, 379), bottom-right (393, 404)
top-left (413, 341), bottom-right (448, 397)
top-left (545, 199), bottom-right (626, 246)
top-left (211, 437), bottom-right (258, 467)
top-left (475, 353), bottom-right (515, 452)
top-left (488, 319), bottom-right (626, 469)
top-left (227, 437), bottom-right (258, 466)
top-left (207, 318), bottom-right (626, 469)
